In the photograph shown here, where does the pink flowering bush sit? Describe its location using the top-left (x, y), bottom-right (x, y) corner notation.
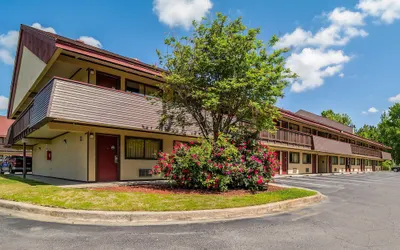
top-left (152, 134), bottom-right (280, 192)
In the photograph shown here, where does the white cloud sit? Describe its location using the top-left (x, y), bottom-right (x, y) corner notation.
top-left (31, 23), bottom-right (56, 34)
top-left (0, 23), bottom-right (56, 66)
top-left (287, 48), bottom-right (350, 92)
top-left (153, 0), bottom-right (213, 29)
top-left (78, 36), bottom-right (102, 48)
top-left (357, 0), bottom-right (400, 24)
top-left (0, 49), bottom-right (14, 65)
top-left (339, 73), bottom-right (345, 78)
top-left (328, 7), bottom-right (366, 26)
top-left (0, 23), bottom-right (103, 65)
top-left (277, 24), bottom-right (368, 49)
top-left (368, 107), bottom-right (379, 113)
top-left (0, 96), bottom-right (9, 110)
top-left (388, 93), bottom-right (400, 102)
top-left (0, 30), bottom-right (19, 49)
top-left (276, 8), bottom-right (368, 49)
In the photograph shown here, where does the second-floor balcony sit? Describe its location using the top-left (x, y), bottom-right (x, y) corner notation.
top-left (7, 77), bottom-right (201, 145)
top-left (260, 128), bottom-right (313, 148)
top-left (350, 144), bottom-right (382, 158)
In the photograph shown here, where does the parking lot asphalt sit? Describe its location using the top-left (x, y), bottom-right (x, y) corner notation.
top-left (0, 172), bottom-right (400, 250)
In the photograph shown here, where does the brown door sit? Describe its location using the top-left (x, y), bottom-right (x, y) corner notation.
top-left (282, 151), bottom-right (288, 175)
top-left (96, 71), bottom-right (120, 89)
top-left (96, 134), bottom-right (119, 182)
top-left (312, 154), bottom-right (317, 173)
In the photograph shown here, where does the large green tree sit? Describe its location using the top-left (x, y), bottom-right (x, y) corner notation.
top-left (156, 13), bottom-right (295, 142)
top-left (378, 103), bottom-right (400, 164)
top-left (356, 125), bottom-right (380, 142)
top-left (321, 109), bottom-right (353, 126)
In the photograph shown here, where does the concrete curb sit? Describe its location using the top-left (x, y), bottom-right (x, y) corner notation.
top-left (0, 190), bottom-right (325, 226)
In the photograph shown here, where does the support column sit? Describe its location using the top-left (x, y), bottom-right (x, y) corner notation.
top-left (23, 142), bottom-right (27, 179)
top-left (279, 151), bottom-right (283, 175)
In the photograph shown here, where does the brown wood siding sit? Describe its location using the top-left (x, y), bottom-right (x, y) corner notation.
top-left (48, 79), bottom-right (200, 135)
top-left (30, 81), bottom-right (54, 126)
top-left (260, 128), bottom-right (312, 148)
top-left (313, 136), bottom-right (352, 155)
top-left (382, 151), bottom-right (392, 160)
top-left (350, 144), bottom-right (382, 158)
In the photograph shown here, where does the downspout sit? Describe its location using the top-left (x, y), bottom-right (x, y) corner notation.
top-left (86, 68), bottom-right (94, 83)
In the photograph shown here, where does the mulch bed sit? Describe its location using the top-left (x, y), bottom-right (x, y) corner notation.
top-left (89, 184), bottom-right (286, 196)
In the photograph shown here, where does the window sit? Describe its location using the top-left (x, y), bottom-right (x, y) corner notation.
top-left (356, 159), bottom-right (360, 165)
top-left (369, 160), bottom-right (372, 166)
top-left (139, 169), bottom-right (152, 177)
top-left (350, 140), bottom-right (355, 144)
top-left (289, 123), bottom-right (299, 131)
top-left (306, 168), bottom-right (310, 173)
top-left (331, 135), bottom-right (338, 140)
top-left (331, 156), bottom-right (338, 165)
top-left (125, 79), bottom-right (160, 96)
top-left (302, 127), bottom-right (312, 134)
top-left (125, 137), bottom-right (162, 159)
top-left (318, 131), bottom-right (328, 138)
top-left (289, 152), bottom-right (300, 163)
top-left (364, 159), bottom-right (368, 166)
top-left (339, 137), bottom-right (346, 142)
top-left (340, 157), bottom-right (345, 165)
top-left (351, 158), bottom-right (355, 165)
top-left (303, 153), bottom-right (311, 164)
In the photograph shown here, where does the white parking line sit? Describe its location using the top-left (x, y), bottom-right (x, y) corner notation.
top-left (295, 177), bottom-right (361, 186)
top-left (276, 179), bottom-right (336, 188)
top-left (312, 176), bottom-right (380, 184)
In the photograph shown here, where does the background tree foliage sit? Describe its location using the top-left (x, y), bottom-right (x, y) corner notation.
top-left (356, 125), bottom-right (380, 142)
top-left (377, 103), bottom-right (400, 164)
top-left (321, 109), bottom-right (353, 126)
top-left (356, 103), bottom-right (400, 165)
top-left (156, 13), bottom-right (295, 142)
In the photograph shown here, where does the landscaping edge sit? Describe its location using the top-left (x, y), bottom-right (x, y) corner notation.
top-left (0, 186), bottom-right (325, 226)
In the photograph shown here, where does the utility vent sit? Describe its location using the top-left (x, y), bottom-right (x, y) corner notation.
top-left (139, 169), bottom-right (152, 177)
top-left (306, 168), bottom-right (310, 173)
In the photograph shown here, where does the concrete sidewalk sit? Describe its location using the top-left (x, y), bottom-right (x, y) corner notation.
top-left (10, 174), bottom-right (167, 189)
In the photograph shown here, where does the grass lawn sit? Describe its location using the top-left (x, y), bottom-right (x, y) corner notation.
top-left (0, 175), bottom-right (316, 211)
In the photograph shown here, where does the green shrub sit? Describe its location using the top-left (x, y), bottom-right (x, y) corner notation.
top-left (382, 160), bottom-right (393, 171)
top-left (152, 134), bottom-right (280, 191)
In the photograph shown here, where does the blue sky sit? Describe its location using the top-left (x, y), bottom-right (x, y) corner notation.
top-left (0, 0), bottom-right (399, 128)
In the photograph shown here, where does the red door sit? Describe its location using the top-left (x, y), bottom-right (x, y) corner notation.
top-left (360, 160), bottom-right (364, 172)
top-left (312, 154), bottom-right (317, 173)
top-left (282, 151), bottom-right (288, 174)
top-left (96, 134), bottom-right (119, 182)
top-left (328, 156), bottom-right (332, 173)
top-left (96, 71), bottom-right (120, 89)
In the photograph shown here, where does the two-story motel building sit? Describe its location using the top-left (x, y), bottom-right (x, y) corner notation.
top-left (5, 25), bottom-right (392, 182)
